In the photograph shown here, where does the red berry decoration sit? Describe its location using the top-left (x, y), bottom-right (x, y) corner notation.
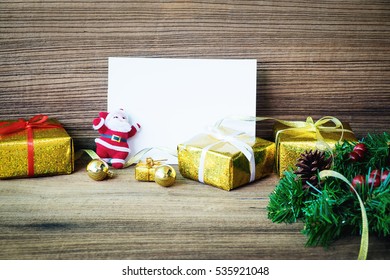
top-left (348, 151), bottom-right (361, 162)
top-left (348, 143), bottom-right (367, 162)
top-left (353, 149), bottom-right (365, 159)
top-left (368, 169), bottom-right (384, 188)
top-left (380, 170), bottom-right (389, 182)
top-left (351, 175), bottom-right (365, 191)
top-left (370, 169), bottom-right (380, 177)
top-left (369, 169), bottom-right (389, 186)
top-left (353, 143), bottom-right (367, 153)
top-left (368, 175), bottom-right (381, 188)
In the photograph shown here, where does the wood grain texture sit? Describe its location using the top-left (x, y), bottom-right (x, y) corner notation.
top-left (0, 0), bottom-right (389, 148)
top-left (0, 159), bottom-right (389, 260)
top-left (0, 1), bottom-right (389, 260)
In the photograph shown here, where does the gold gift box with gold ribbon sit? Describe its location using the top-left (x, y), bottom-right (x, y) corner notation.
top-left (135, 157), bottom-right (165, 181)
top-left (0, 115), bottom-right (74, 179)
top-left (178, 127), bottom-right (275, 191)
top-left (274, 117), bottom-right (357, 177)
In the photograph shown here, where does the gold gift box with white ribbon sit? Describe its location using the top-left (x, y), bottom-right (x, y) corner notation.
top-left (178, 126), bottom-right (275, 191)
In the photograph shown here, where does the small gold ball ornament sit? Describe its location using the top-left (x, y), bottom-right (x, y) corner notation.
top-left (154, 165), bottom-right (176, 187)
top-left (86, 159), bottom-right (113, 181)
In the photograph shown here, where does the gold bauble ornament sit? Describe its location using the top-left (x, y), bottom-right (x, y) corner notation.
top-left (86, 159), bottom-right (113, 181)
top-left (154, 165), bottom-right (176, 187)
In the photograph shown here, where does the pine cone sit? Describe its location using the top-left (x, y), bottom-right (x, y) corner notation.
top-left (294, 150), bottom-right (332, 190)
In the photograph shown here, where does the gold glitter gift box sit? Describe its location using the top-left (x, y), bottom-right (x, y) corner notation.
top-left (274, 117), bottom-right (357, 177)
top-left (178, 128), bottom-right (275, 191)
top-left (0, 115), bottom-right (74, 179)
top-left (135, 157), bottom-right (164, 181)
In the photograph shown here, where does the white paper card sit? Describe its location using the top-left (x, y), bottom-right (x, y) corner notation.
top-left (108, 57), bottom-right (257, 163)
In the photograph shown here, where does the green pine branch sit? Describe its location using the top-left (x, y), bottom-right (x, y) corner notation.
top-left (267, 132), bottom-right (390, 248)
top-left (267, 170), bottom-right (308, 223)
top-left (302, 187), bottom-right (344, 247)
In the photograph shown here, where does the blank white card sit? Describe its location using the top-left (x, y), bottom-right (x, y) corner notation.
top-left (108, 57), bottom-right (257, 163)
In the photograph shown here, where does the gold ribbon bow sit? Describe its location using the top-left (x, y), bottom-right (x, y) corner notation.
top-left (273, 116), bottom-right (346, 143)
top-left (215, 115), bottom-right (349, 142)
top-left (145, 157), bottom-right (167, 168)
top-left (215, 115), bottom-right (353, 175)
top-left (272, 116), bottom-right (352, 174)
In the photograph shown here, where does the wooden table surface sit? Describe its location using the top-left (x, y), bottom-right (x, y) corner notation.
top-left (0, 158), bottom-right (388, 260)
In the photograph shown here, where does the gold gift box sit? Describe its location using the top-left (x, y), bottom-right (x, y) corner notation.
top-left (178, 132), bottom-right (275, 191)
top-left (274, 121), bottom-right (357, 177)
top-left (0, 118), bottom-right (74, 179)
top-left (135, 158), bottom-right (163, 181)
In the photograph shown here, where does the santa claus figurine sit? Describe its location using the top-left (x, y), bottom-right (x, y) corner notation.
top-left (92, 109), bottom-right (141, 169)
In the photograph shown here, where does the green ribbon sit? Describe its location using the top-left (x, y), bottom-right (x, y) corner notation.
top-left (123, 147), bottom-right (177, 168)
top-left (74, 149), bottom-right (101, 161)
top-left (75, 147), bottom-right (176, 168)
top-left (319, 170), bottom-right (368, 260)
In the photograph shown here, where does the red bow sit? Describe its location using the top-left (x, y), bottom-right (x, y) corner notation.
top-left (0, 115), bottom-right (62, 177)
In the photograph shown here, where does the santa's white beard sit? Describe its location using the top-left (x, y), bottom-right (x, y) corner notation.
top-left (106, 119), bottom-right (132, 132)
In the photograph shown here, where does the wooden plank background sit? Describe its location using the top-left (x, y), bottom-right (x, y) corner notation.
top-left (1, 1), bottom-right (390, 261)
top-left (1, 0), bottom-right (389, 149)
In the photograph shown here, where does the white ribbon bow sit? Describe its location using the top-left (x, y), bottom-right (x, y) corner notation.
top-left (197, 126), bottom-right (256, 184)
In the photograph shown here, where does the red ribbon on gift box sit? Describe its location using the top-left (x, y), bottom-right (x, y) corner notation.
top-left (0, 115), bottom-right (62, 177)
